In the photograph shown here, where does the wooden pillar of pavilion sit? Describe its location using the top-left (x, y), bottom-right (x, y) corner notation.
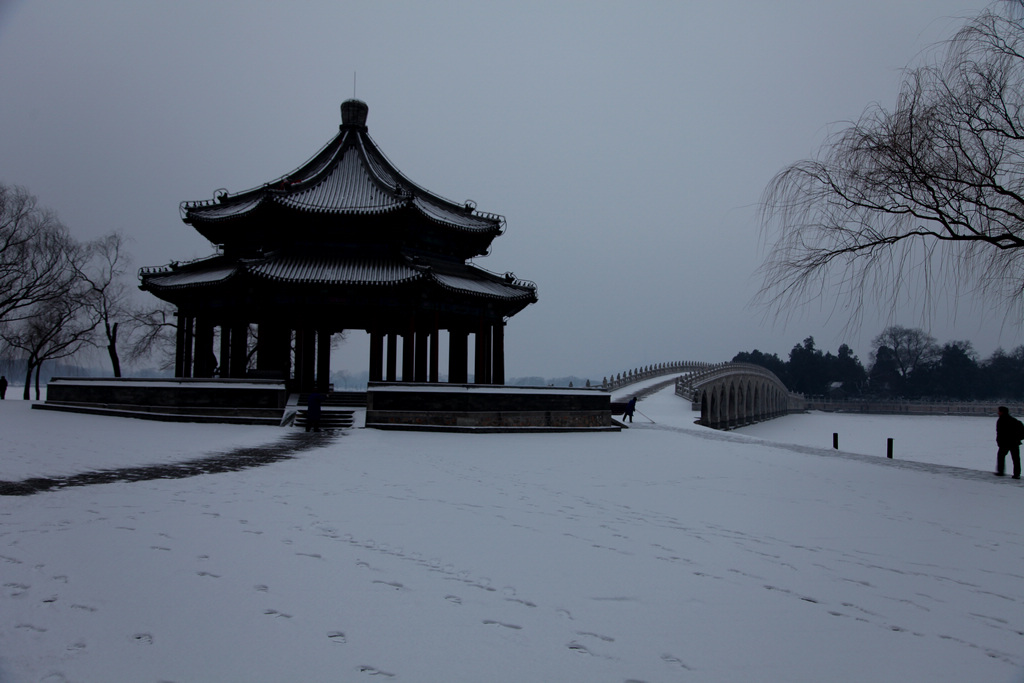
top-left (429, 315), bottom-right (440, 383)
top-left (402, 320), bottom-right (415, 382)
top-left (219, 323), bottom-right (231, 377)
top-left (292, 328), bottom-right (305, 384)
top-left (174, 314), bottom-right (188, 378)
top-left (297, 327), bottom-right (316, 391)
top-left (492, 321), bottom-right (505, 385)
top-left (474, 319), bottom-right (492, 384)
top-left (386, 332), bottom-right (398, 382)
top-left (181, 315), bottom-right (194, 379)
top-left (229, 322), bottom-right (247, 378)
top-left (195, 318), bottom-right (215, 378)
top-left (369, 328), bottom-right (384, 382)
top-left (256, 323), bottom-right (273, 372)
top-left (414, 323), bottom-right (428, 383)
top-left (256, 323), bottom-right (291, 382)
top-left (448, 329), bottom-right (468, 383)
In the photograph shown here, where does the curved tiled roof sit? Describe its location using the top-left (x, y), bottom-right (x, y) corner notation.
top-left (275, 148), bottom-right (404, 215)
top-left (248, 254), bottom-right (420, 285)
top-left (141, 253), bottom-right (537, 303)
top-left (182, 101), bottom-right (503, 236)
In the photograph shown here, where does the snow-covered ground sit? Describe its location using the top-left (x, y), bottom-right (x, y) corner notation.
top-left (1, 387), bottom-right (1022, 682)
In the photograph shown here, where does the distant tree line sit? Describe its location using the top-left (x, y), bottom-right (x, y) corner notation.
top-left (733, 325), bottom-right (1024, 401)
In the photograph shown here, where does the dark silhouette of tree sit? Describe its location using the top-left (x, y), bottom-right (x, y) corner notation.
top-left (75, 232), bottom-right (133, 377)
top-left (0, 184), bottom-right (80, 326)
top-left (124, 303), bottom-right (179, 371)
top-left (829, 343), bottom-right (868, 395)
top-left (734, 340), bottom-right (865, 396)
top-left (868, 346), bottom-right (903, 397)
top-left (2, 295), bottom-right (97, 399)
top-left (787, 337), bottom-right (830, 396)
top-left (736, 329), bottom-right (1024, 400)
top-left (871, 326), bottom-right (939, 381)
top-left (931, 341), bottom-right (980, 399)
top-left (757, 2), bottom-right (1024, 327)
top-left (980, 346), bottom-right (1024, 400)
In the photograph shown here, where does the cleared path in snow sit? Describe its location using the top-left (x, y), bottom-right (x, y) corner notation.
top-left (0, 431), bottom-right (338, 496)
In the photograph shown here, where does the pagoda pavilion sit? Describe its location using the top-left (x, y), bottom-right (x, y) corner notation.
top-left (139, 99), bottom-right (537, 392)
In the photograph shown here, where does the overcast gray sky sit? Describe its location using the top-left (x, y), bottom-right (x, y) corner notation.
top-left (1, 0), bottom-right (1012, 379)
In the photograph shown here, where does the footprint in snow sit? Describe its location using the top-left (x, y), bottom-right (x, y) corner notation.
top-left (372, 580), bottom-right (405, 590)
top-left (661, 653), bottom-right (693, 670)
top-left (576, 630), bottom-right (614, 642)
top-left (264, 609), bottom-right (293, 619)
top-left (483, 620), bottom-right (522, 630)
top-left (505, 597), bottom-right (537, 607)
top-left (357, 665), bottom-right (395, 677)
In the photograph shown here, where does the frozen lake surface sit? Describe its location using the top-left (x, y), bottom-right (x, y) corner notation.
top-left (735, 410), bottom-right (997, 472)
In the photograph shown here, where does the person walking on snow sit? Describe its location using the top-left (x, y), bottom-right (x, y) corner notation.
top-left (623, 397), bottom-right (637, 423)
top-left (995, 405), bottom-right (1022, 479)
top-left (0, 375), bottom-right (6, 400)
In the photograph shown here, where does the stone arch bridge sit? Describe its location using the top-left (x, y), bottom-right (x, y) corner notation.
top-left (672, 362), bottom-right (805, 429)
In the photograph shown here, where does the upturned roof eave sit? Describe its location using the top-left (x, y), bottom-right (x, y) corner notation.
top-left (138, 255), bottom-right (240, 292)
top-left (181, 121), bottom-right (505, 235)
top-left (181, 127), bottom-right (354, 221)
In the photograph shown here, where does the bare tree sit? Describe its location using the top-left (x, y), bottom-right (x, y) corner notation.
top-left (76, 232), bottom-right (133, 376)
top-left (757, 2), bottom-right (1024, 326)
top-left (1, 294), bottom-right (98, 400)
top-left (124, 303), bottom-right (178, 371)
top-left (0, 185), bottom-right (80, 325)
top-left (871, 325), bottom-right (940, 380)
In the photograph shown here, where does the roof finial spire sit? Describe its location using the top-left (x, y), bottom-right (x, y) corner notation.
top-left (341, 99), bottom-right (368, 130)
top-left (353, 71), bottom-right (357, 99)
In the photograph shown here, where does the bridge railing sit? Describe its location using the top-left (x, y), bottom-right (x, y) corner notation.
top-left (600, 361), bottom-right (711, 392)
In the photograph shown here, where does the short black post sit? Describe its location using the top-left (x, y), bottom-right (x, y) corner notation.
top-left (833, 432), bottom-right (839, 450)
top-left (887, 438), bottom-right (894, 459)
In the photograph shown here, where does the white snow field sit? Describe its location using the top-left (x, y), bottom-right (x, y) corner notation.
top-left (1, 386), bottom-right (1022, 683)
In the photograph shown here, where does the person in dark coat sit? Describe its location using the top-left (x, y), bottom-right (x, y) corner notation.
top-left (623, 397), bottom-right (637, 423)
top-left (0, 375), bottom-right (7, 400)
top-left (995, 405), bottom-right (1022, 479)
top-left (306, 391), bottom-right (322, 432)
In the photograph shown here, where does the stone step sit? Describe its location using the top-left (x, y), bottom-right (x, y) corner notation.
top-left (294, 409), bottom-right (356, 429)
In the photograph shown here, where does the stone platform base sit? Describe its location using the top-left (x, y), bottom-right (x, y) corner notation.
top-left (365, 382), bottom-right (618, 432)
top-left (36, 377), bottom-right (289, 425)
